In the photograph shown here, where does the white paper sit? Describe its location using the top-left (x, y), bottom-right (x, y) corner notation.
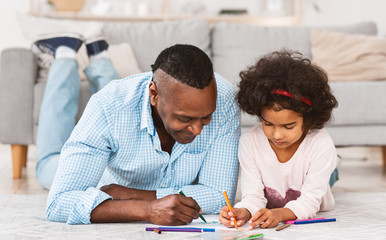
top-left (146, 214), bottom-right (251, 231)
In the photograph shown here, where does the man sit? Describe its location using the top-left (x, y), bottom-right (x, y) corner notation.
top-left (43, 38), bottom-right (240, 225)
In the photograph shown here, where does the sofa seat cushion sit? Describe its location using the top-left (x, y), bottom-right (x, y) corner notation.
top-left (329, 80), bottom-right (386, 126)
top-left (326, 125), bottom-right (386, 146)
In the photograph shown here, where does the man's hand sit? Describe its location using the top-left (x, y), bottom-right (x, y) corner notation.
top-left (219, 206), bottom-right (251, 228)
top-left (100, 184), bottom-right (156, 200)
top-left (146, 194), bottom-right (202, 226)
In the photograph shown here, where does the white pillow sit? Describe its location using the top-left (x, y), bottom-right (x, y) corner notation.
top-left (77, 43), bottom-right (142, 81)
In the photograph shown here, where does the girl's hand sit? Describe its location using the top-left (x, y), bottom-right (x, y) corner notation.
top-left (219, 206), bottom-right (251, 228)
top-left (248, 208), bottom-right (281, 229)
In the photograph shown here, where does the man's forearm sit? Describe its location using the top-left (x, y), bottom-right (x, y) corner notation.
top-left (91, 194), bottom-right (202, 225)
top-left (90, 199), bottom-right (150, 223)
top-left (100, 184), bottom-right (156, 200)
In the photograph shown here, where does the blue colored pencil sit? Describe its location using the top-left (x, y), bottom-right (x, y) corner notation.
top-left (293, 218), bottom-right (336, 224)
top-left (146, 227), bottom-right (216, 232)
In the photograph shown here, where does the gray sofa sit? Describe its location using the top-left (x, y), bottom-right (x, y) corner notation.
top-left (1, 19), bottom-right (385, 178)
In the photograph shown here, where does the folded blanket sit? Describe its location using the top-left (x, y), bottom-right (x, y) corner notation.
top-left (311, 29), bottom-right (386, 82)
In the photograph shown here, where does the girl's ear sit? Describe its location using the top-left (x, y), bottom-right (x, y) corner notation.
top-left (149, 81), bottom-right (158, 106)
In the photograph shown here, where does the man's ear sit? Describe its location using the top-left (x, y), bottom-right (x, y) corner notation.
top-left (149, 81), bottom-right (158, 106)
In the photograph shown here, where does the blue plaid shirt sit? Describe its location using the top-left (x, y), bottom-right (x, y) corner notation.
top-left (46, 72), bottom-right (240, 224)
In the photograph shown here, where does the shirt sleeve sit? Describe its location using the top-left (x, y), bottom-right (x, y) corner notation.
top-left (45, 93), bottom-right (115, 224)
top-left (234, 133), bottom-right (267, 215)
top-left (156, 86), bottom-right (241, 214)
top-left (284, 133), bottom-right (336, 219)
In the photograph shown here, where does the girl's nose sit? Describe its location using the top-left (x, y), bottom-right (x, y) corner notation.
top-left (273, 129), bottom-right (282, 139)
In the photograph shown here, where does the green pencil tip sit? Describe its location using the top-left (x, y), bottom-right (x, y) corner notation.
top-left (200, 215), bottom-right (207, 223)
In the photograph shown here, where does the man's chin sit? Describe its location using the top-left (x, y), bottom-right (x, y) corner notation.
top-left (176, 136), bottom-right (196, 144)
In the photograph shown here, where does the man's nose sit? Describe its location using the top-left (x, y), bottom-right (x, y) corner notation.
top-left (187, 121), bottom-right (204, 136)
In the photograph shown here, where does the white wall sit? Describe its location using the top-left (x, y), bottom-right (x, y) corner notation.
top-left (1, 0), bottom-right (386, 54)
top-left (301, 0), bottom-right (386, 36)
top-left (0, 1), bottom-right (30, 53)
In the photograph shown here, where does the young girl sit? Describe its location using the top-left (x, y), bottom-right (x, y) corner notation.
top-left (220, 50), bottom-right (338, 229)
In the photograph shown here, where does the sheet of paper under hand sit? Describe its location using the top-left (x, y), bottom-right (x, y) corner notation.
top-left (145, 214), bottom-right (252, 231)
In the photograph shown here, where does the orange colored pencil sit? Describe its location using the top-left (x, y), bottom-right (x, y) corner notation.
top-left (223, 190), bottom-right (238, 230)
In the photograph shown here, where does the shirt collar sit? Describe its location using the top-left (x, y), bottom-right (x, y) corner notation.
top-left (140, 76), bottom-right (156, 136)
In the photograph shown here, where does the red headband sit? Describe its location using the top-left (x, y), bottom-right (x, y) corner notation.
top-left (272, 89), bottom-right (312, 106)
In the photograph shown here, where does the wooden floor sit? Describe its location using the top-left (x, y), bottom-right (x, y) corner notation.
top-left (0, 144), bottom-right (385, 195)
top-left (333, 146), bottom-right (386, 192)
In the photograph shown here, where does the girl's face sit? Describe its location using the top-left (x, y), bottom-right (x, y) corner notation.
top-left (261, 106), bottom-right (305, 149)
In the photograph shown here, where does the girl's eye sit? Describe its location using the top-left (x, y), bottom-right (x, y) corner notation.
top-left (264, 122), bottom-right (273, 126)
top-left (284, 126), bottom-right (295, 130)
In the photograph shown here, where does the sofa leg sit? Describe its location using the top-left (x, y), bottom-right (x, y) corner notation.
top-left (11, 145), bottom-right (28, 179)
top-left (383, 146), bottom-right (386, 169)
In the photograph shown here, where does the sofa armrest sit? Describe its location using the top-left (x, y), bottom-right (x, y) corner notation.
top-left (0, 48), bottom-right (37, 145)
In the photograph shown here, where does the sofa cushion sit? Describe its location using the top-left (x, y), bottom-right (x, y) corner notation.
top-left (77, 43), bottom-right (141, 81)
top-left (326, 125), bottom-right (386, 146)
top-left (212, 21), bottom-right (378, 128)
top-left (330, 81), bottom-right (386, 126)
top-left (213, 24), bottom-right (311, 86)
top-left (102, 19), bottom-right (211, 72)
top-left (240, 81), bottom-right (386, 129)
top-left (311, 29), bottom-right (386, 82)
top-left (212, 21), bottom-right (377, 86)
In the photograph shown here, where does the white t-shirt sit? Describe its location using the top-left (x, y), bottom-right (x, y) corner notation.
top-left (234, 125), bottom-right (336, 219)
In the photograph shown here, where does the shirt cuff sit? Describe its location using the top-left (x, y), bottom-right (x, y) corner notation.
top-left (67, 188), bottom-right (113, 224)
top-left (156, 187), bottom-right (177, 199)
top-left (285, 201), bottom-right (316, 220)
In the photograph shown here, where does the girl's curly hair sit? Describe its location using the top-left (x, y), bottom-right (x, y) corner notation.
top-left (237, 50), bottom-right (338, 130)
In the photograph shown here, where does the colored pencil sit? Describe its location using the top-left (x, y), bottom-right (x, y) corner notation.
top-left (285, 218), bottom-right (326, 224)
top-left (178, 190), bottom-right (207, 223)
top-left (293, 218), bottom-right (336, 224)
top-left (223, 190), bottom-right (238, 230)
top-left (235, 233), bottom-right (264, 240)
top-left (276, 223), bottom-right (291, 231)
top-left (145, 227), bottom-right (215, 232)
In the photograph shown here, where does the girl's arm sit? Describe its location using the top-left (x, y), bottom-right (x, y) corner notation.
top-left (233, 132), bottom-right (267, 216)
top-left (284, 132), bottom-right (337, 219)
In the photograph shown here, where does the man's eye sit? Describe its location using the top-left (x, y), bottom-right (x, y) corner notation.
top-left (179, 118), bottom-right (192, 122)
